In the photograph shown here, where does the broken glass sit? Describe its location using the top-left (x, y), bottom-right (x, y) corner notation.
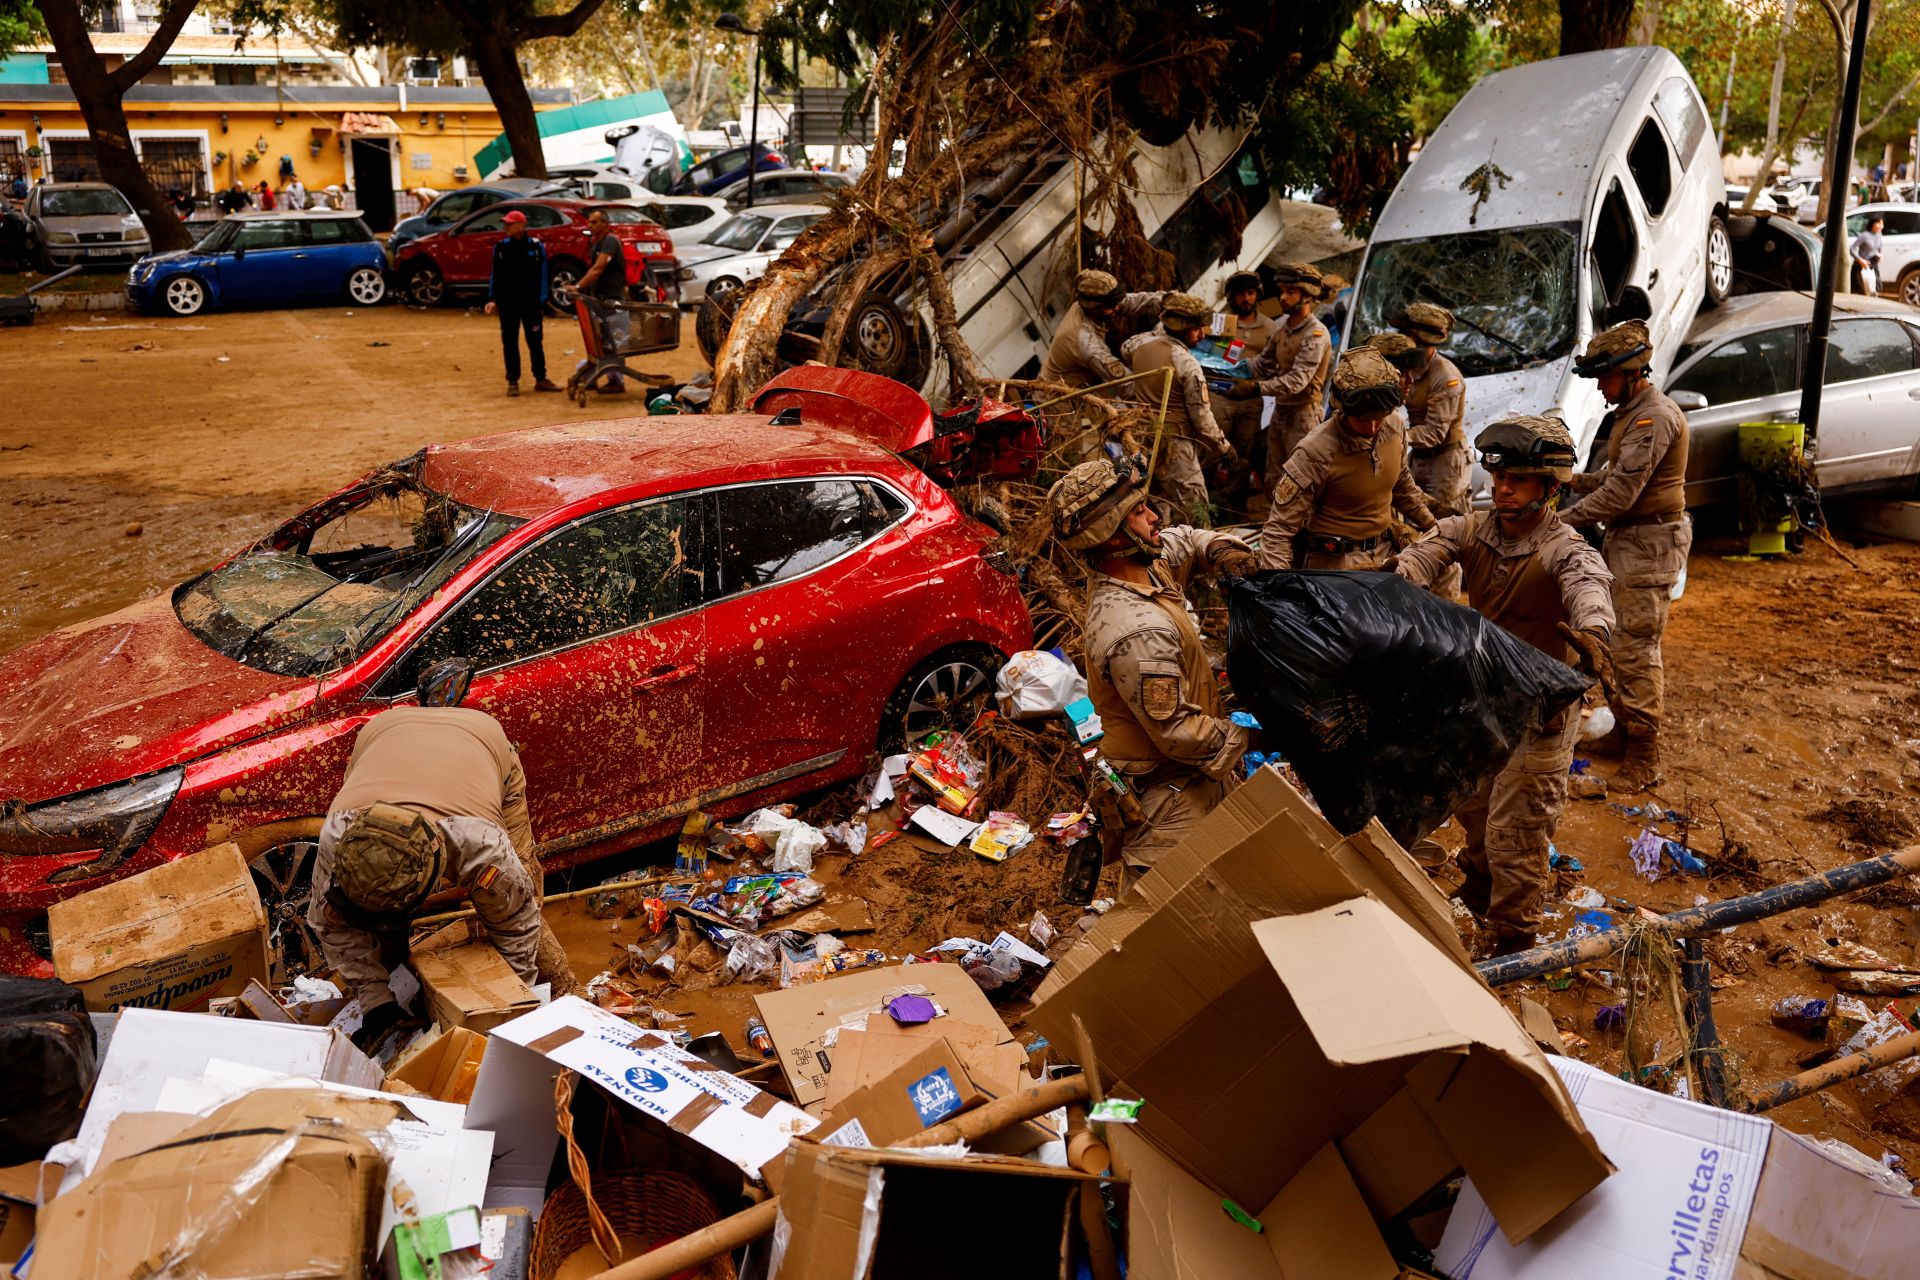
top-left (1353, 222), bottom-right (1581, 376)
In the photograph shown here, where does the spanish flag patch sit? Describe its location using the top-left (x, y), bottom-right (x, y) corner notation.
top-left (476, 866), bottom-right (501, 890)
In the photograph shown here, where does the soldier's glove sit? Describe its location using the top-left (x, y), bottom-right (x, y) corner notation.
top-left (1557, 623), bottom-right (1619, 703)
top-left (352, 1000), bottom-right (408, 1054)
top-left (1225, 380), bottom-right (1262, 401)
top-left (1213, 548), bottom-right (1259, 578)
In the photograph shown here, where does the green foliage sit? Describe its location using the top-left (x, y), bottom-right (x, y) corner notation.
top-left (0, 0), bottom-right (45, 59)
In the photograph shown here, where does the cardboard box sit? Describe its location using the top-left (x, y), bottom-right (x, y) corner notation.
top-left (464, 996), bottom-right (817, 1207)
top-left (48, 842), bottom-right (268, 1013)
top-left (1028, 767), bottom-right (1609, 1247)
top-left (385, 1025), bottom-right (488, 1103)
top-left (411, 940), bottom-right (538, 1034)
top-left (816, 1038), bottom-right (986, 1148)
top-left (35, 1088), bottom-right (391, 1279)
top-left (819, 1014), bottom-right (1053, 1155)
top-left (769, 1143), bottom-right (1101, 1280)
top-left (1437, 1057), bottom-right (1920, 1280)
top-left (0, 1163), bottom-right (38, 1271)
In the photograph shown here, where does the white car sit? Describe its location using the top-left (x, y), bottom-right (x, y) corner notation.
top-left (635, 194), bottom-right (732, 246)
top-left (547, 165), bottom-right (650, 202)
top-left (675, 203), bottom-right (831, 306)
top-left (1724, 183), bottom-right (1778, 214)
top-left (1839, 203), bottom-right (1920, 304)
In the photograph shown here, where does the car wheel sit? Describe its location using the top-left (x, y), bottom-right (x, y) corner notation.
top-left (849, 293), bottom-right (910, 377)
top-left (547, 258), bottom-right (585, 316)
top-left (695, 281), bottom-right (744, 366)
top-left (346, 265), bottom-right (386, 305)
top-left (248, 838), bottom-right (324, 982)
top-left (407, 262), bottom-right (445, 307)
top-left (1703, 214), bottom-right (1733, 307)
top-left (162, 275), bottom-right (208, 316)
top-left (1900, 269), bottom-right (1920, 308)
top-left (880, 645), bottom-right (1005, 753)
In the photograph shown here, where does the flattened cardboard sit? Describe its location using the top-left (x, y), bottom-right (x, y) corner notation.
top-left (1742, 1124), bottom-right (1920, 1279)
top-left (816, 1038), bottom-right (984, 1148)
top-left (49, 842), bottom-right (269, 1013)
top-left (411, 941), bottom-right (538, 1034)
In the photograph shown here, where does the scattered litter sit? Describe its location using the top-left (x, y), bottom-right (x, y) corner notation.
top-left (740, 806), bottom-right (827, 872)
top-left (968, 810), bottom-right (1033, 861)
top-left (886, 994), bottom-right (938, 1024)
top-left (1088, 1098), bottom-right (1144, 1124)
top-left (1563, 886), bottom-right (1605, 909)
top-left (1579, 705), bottom-right (1616, 740)
top-left (1595, 1004), bottom-right (1626, 1033)
top-left (1628, 826), bottom-right (1705, 880)
top-left (909, 804), bottom-right (982, 847)
top-left (1771, 995), bottom-right (1831, 1037)
top-left (994, 649), bottom-right (1086, 718)
top-left (1548, 845), bottom-right (1584, 872)
top-left (1029, 911), bottom-right (1054, 948)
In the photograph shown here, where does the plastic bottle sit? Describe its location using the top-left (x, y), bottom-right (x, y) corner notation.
top-left (746, 1014), bottom-right (775, 1057)
top-left (1771, 995), bottom-right (1831, 1037)
top-left (1060, 831), bottom-right (1103, 906)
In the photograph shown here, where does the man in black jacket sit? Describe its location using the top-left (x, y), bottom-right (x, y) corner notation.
top-left (484, 210), bottom-right (561, 396)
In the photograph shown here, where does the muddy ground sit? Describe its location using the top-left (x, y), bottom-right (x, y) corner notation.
top-left (7, 300), bottom-right (1920, 1175)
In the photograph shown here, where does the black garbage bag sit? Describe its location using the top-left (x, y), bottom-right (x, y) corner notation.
top-left (0, 976), bottom-right (98, 1165)
top-left (1225, 571), bottom-right (1592, 846)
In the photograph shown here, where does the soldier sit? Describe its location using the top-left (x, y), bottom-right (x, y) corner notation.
top-left (1039, 268), bottom-right (1166, 388)
top-left (307, 657), bottom-right (580, 1051)
top-left (1048, 455), bottom-right (1257, 889)
top-left (1210, 270), bottom-right (1279, 515)
top-left (1557, 320), bottom-right (1691, 793)
top-left (1257, 348), bottom-right (1436, 570)
top-left (1395, 415), bottom-right (1615, 955)
top-left (1223, 261), bottom-right (1331, 468)
top-left (1389, 304), bottom-right (1470, 519)
top-left (1121, 292), bottom-right (1236, 525)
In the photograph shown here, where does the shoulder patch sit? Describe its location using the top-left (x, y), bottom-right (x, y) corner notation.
top-left (1635, 417), bottom-right (1654, 426)
top-left (1271, 477), bottom-right (1302, 507)
top-left (475, 865), bottom-right (502, 891)
top-left (1141, 674), bottom-right (1182, 721)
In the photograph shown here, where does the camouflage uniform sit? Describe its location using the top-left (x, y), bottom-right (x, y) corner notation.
top-left (1209, 303), bottom-right (1279, 514)
top-left (1122, 301), bottom-right (1235, 526)
top-left (1039, 268), bottom-right (1166, 388)
top-left (1249, 311), bottom-right (1332, 466)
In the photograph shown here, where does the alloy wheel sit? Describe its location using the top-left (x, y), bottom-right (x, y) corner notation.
top-left (901, 658), bottom-right (992, 745)
top-left (164, 276), bottom-right (206, 316)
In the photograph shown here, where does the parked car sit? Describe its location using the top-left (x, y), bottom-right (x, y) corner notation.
top-left (1724, 183), bottom-right (1779, 214)
top-left (126, 212), bottom-right (388, 316)
top-left (671, 143), bottom-right (787, 196)
top-left (392, 199), bottom-right (675, 307)
top-left (1834, 203), bottom-right (1920, 305)
top-left (637, 194), bottom-right (732, 245)
top-left (548, 165), bottom-right (651, 203)
top-left (22, 182), bottom-right (150, 271)
top-left (712, 168), bottom-right (852, 208)
top-left (387, 179), bottom-right (568, 253)
top-left (1665, 293), bottom-right (1920, 504)
top-left (0, 370), bottom-right (1031, 976)
top-left (676, 203), bottom-right (830, 307)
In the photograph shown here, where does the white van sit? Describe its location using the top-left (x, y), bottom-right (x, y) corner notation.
top-left (1349, 47), bottom-right (1734, 480)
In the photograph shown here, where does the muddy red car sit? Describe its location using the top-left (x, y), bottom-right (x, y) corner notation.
top-left (0, 369), bottom-right (1034, 975)
top-left (391, 198), bottom-right (677, 307)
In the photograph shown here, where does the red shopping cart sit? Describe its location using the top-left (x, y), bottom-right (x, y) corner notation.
top-left (565, 294), bottom-right (682, 405)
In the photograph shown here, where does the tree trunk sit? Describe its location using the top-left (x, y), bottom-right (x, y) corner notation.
top-left (711, 216), bottom-right (860, 411)
top-left (465, 26), bottom-right (547, 178)
top-left (1558, 0), bottom-right (1638, 56)
top-left (816, 245), bottom-right (907, 365)
top-left (915, 247), bottom-right (981, 404)
top-left (36, 0), bottom-right (196, 252)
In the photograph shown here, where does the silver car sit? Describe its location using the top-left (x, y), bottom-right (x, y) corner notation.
top-left (1665, 293), bottom-right (1920, 504)
top-left (24, 182), bottom-right (151, 271)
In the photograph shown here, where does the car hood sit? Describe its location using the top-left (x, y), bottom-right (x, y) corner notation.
top-left (136, 248), bottom-right (203, 270)
top-left (677, 242), bottom-right (745, 269)
top-left (43, 212), bottom-right (144, 237)
top-left (0, 594), bottom-right (321, 804)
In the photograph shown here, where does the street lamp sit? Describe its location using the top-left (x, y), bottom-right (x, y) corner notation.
top-left (714, 11), bottom-right (762, 209)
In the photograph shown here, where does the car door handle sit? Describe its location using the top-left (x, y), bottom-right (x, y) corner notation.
top-left (1907, 387), bottom-right (1920, 400)
top-left (293, 252), bottom-right (311, 259)
top-left (633, 662), bottom-right (695, 691)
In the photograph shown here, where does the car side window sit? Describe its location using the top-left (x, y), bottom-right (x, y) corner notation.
top-left (655, 204), bottom-right (707, 230)
top-left (1824, 318), bottom-right (1916, 384)
top-left (522, 205), bottom-right (566, 229)
top-left (715, 480), bottom-right (894, 594)
top-left (1881, 211), bottom-right (1920, 236)
top-left (305, 219), bottom-right (350, 244)
top-left (1626, 118), bottom-right (1673, 217)
top-left (462, 210), bottom-right (508, 234)
top-left (1672, 326), bottom-right (1799, 405)
top-left (434, 193), bottom-right (477, 223)
top-left (1651, 77), bottom-right (1706, 169)
top-left (235, 220), bottom-right (297, 250)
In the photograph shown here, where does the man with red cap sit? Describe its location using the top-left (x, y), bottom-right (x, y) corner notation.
top-left (484, 209), bottom-right (561, 396)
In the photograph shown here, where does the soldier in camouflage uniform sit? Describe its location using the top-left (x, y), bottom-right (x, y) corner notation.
top-left (1257, 348), bottom-right (1436, 569)
top-left (1209, 270), bottom-right (1279, 516)
top-left (1223, 261), bottom-right (1332, 468)
top-left (1558, 320), bottom-right (1692, 794)
top-left (1389, 304), bottom-right (1470, 518)
top-left (1039, 268), bottom-right (1167, 388)
top-left (308, 658), bottom-right (578, 1050)
top-left (1049, 455), bottom-right (1256, 890)
top-left (1121, 292), bottom-right (1236, 525)
top-left (1395, 416), bottom-right (1615, 954)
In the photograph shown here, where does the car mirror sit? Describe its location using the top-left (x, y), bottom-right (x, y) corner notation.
top-left (1670, 389), bottom-right (1709, 411)
top-left (232, 246), bottom-right (247, 260)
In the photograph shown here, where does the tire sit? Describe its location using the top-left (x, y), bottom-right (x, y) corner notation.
top-left (1703, 214), bottom-right (1733, 307)
top-left (345, 265), bottom-right (386, 305)
top-left (878, 645), bottom-right (1005, 753)
top-left (695, 282), bottom-right (743, 366)
top-left (1900, 268), bottom-right (1920, 308)
top-left (162, 274), bottom-right (208, 316)
top-left (248, 838), bottom-right (322, 982)
top-left (407, 262), bottom-right (445, 307)
top-left (957, 491), bottom-right (1012, 534)
top-left (547, 258), bottom-right (585, 316)
top-left (848, 292), bottom-right (910, 377)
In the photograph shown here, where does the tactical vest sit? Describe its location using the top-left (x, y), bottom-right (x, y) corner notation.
top-left (1307, 423), bottom-right (1405, 540)
top-left (1458, 514), bottom-right (1575, 662)
top-left (1126, 336), bottom-right (1195, 437)
top-left (1266, 315), bottom-right (1331, 407)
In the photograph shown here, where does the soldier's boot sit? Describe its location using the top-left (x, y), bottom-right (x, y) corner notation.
top-left (1586, 724), bottom-right (1628, 759)
top-left (1609, 733), bottom-right (1661, 794)
top-left (1456, 858), bottom-right (1492, 919)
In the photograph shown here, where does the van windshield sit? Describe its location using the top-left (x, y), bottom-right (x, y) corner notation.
top-left (1353, 223), bottom-right (1580, 376)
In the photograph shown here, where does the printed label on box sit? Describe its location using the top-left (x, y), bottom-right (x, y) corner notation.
top-left (822, 1117), bottom-right (873, 1148)
top-left (908, 1067), bottom-right (964, 1126)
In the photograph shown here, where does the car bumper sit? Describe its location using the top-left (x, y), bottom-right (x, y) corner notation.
top-left (44, 243), bottom-right (148, 267)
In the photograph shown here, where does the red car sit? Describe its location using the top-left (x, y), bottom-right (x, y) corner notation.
top-left (0, 369), bottom-right (1032, 976)
top-left (391, 198), bottom-right (677, 307)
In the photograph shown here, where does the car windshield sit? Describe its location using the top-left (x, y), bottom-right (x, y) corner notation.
top-left (195, 220), bottom-right (244, 251)
top-left (174, 466), bottom-right (520, 677)
top-left (706, 212), bottom-right (771, 250)
top-left (42, 188), bottom-right (131, 218)
top-left (1354, 222), bottom-right (1581, 376)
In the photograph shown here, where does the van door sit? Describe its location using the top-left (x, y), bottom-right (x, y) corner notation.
top-left (1622, 109), bottom-right (1706, 343)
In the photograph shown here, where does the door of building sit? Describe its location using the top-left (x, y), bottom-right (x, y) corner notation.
top-left (350, 138), bottom-right (395, 232)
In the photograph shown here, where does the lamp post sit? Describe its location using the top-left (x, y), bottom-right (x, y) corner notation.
top-left (715, 11), bottom-right (762, 209)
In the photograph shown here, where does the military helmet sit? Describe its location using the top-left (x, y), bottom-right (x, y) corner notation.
top-left (1330, 348), bottom-right (1404, 415)
top-left (1475, 414), bottom-right (1578, 481)
top-left (1574, 319), bottom-right (1653, 377)
top-left (1366, 332), bottom-right (1423, 371)
top-left (332, 803), bottom-right (446, 918)
top-left (1224, 270), bottom-right (1261, 296)
top-left (1271, 261), bottom-right (1326, 299)
top-left (1390, 302), bottom-right (1453, 346)
top-left (1075, 268), bottom-right (1123, 306)
top-left (1159, 291), bottom-right (1210, 325)
top-left (1048, 454), bottom-right (1150, 553)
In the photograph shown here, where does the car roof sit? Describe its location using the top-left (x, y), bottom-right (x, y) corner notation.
top-left (225, 210), bottom-right (363, 219)
top-left (420, 415), bottom-right (905, 520)
top-left (1685, 291), bottom-right (1919, 345)
top-left (35, 181), bottom-right (120, 191)
top-left (726, 169), bottom-right (844, 182)
top-left (1850, 202), bottom-right (1920, 213)
top-left (723, 202), bottom-right (834, 219)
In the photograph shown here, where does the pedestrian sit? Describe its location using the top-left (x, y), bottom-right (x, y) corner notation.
top-left (1850, 213), bottom-right (1884, 295)
top-left (1223, 261), bottom-right (1331, 469)
top-left (216, 182), bottom-right (249, 215)
top-left (1556, 319), bottom-right (1691, 793)
top-left (1038, 268), bottom-right (1166, 388)
top-left (256, 180), bottom-right (276, 211)
top-left (1120, 291), bottom-right (1236, 526)
top-left (1395, 415), bottom-right (1615, 956)
top-left (1210, 269), bottom-right (1278, 516)
top-left (305, 657), bottom-right (579, 1053)
top-left (483, 209), bottom-right (561, 396)
top-left (1257, 347), bottom-right (1435, 569)
top-left (1048, 455), bottom-right (1257, 891)
top-left (576, 207), bottom-right (630, 393)
top-left (283, 175), bottom-right (308, 211)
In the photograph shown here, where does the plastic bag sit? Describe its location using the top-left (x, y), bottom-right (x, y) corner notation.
top-left (995, 650), bottom-right (1088, 718)
top-left (723, 931), bottom-right (779, 983)
top-left (744, 807), bottom-right (828, 873)
top-left (0, 976), bottom-right (98, 1165)
top-left (1225, 571), bottom-right (1591, 845)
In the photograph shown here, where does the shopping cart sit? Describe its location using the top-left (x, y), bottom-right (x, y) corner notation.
top-left (565, 293), bottom-right (681, 406)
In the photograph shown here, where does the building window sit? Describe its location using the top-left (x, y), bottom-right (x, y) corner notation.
top-left (139, 137), bottom-right (209, 198)
top-left (213, 65), bottom-right (259, 86)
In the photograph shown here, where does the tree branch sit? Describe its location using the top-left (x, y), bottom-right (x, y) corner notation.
top-left (112, 0), bottom-right (203, 91)
top-left (1859, 65), bottom-right (1920, 136)
top-left (518, 0), bottom-right (612, 42)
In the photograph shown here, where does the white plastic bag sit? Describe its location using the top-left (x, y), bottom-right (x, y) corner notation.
top-left (744, 807), bottom-right (828, 873)
top-left (995, 650), bottom-right (1088, 719)
top-left (1579, 705), bottom-right (1616, 741)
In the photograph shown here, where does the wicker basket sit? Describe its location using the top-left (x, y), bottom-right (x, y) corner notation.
top-left (531, 1172), bottom-right (736, 1280)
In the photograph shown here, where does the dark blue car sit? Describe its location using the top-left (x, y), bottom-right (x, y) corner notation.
top-left (127, 212), bottom-right (389, 316)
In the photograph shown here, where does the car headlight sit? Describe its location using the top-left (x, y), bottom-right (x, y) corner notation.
top-left (0, 767), bottom-right (185, 883)
top-left (675, 267), bottom-right (694, 281)
top-left (46, 230), bottom-right (79, 244)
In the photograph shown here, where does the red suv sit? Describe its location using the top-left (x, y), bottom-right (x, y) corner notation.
top-left (392, 198), bottom-right (677, 307)
top-left (0, 370), bottom-right (1031, 976)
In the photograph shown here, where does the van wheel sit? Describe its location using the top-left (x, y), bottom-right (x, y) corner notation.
top-left (879, 645), bottom-right (1004, 753)
top-left (1703, 214), bottom-right (1733, 307)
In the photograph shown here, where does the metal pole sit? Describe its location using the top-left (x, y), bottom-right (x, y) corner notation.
top-left (1680, 938), bottom-right (1730, 1108)
top-left (745, 33), bottom-right (762, 209)
top-left (1477, 844), bottom-right (1920, 986)
top-left (1801, 0), bottom-right (1874, 447)
top-left (1747, 1029), bottom-right (1920, 1113)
